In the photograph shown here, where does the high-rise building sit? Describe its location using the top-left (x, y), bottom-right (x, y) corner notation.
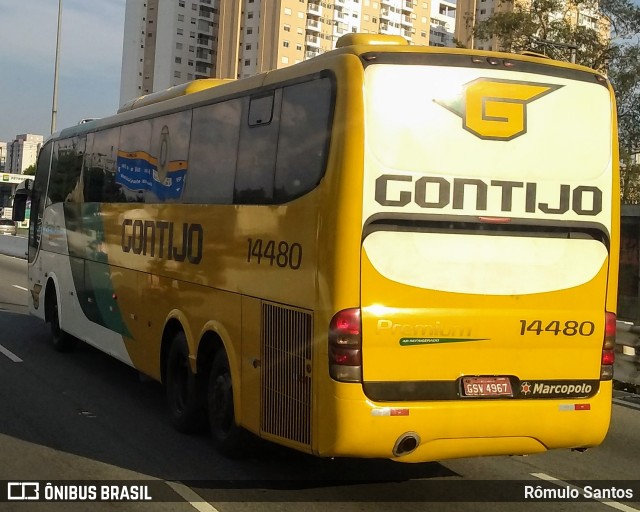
top-left (0, 142), bottom-right (6, 172)
top-left (119, 0), bottom-right (457, 106)
top-left (6, 134), bottom-right (43, 174)
top-left (428, 0), bottom-right (456, 47)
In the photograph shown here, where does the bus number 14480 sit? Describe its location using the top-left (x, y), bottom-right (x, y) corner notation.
top-left (519, 319), bottom-right (595, 336)
top-left (246, 238), bottom-right (303, 270)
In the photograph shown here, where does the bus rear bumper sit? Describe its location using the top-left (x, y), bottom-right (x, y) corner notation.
top-left (317, 381), bottom-right (612, 462)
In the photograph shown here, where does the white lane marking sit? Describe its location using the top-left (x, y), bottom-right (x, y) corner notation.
top-left (0, 344), bottom-right (23, 363)
top-left (532, 472), bottom-right (640, 512)
top-left (166, 482), bottom-right (220, 512)
top-left (12, 285), bottom-right (28, 291)
top-left (613, 398), bottom-right (640, 411)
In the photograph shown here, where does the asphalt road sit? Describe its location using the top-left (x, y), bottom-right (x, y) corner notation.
top-left (0, 233), bottom-right (27, 260)
top-left (0, 254), bottom-right (639, 511)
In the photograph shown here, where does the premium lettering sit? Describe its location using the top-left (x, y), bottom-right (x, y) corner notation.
top-left (375, 174), bottom-right (603, 216)
top-left (121, 219), bottom-right (203, 264)
top-left (377, 319), bottom-right (472, 338)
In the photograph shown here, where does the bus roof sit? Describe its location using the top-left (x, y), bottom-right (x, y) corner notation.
top-left (117, 79), bottom-right (235, 113)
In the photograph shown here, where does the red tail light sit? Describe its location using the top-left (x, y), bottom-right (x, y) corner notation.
top-left (329, 308), bottom-right (361, 383)
top-left (601, 312), bottom-right (616, 380)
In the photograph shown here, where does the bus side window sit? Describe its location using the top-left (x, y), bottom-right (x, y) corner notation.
top-left (234, 90), bottom-right (282, 204)
top-left (147, 111), bottom-right (192, 203)
top-left (84, 128), bottom-right (122, 203)
top-left (48, 137), bottom-right (84, 204)
top-left (185, 98), bottom-right (242, 204)
top-left (28, 142), bottom-right (53, 262)
top-left (248, 93), bottom-right (275, 126)
top-left (275, 77), bottom-right (333, 202)
top-left (117, 121), bottom-right (152, 203)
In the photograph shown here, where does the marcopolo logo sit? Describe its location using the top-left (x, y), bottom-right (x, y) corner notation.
top-left (435, 78), bottom-right (563, 141)
top-left (519, 380), bottom-right (597, 398)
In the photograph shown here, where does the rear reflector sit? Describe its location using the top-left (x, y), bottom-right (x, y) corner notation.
top-left (372, 408), bottom-right (410, 417)
top-left (559, 403), bottom-right (591, 411)
top-left (478, 216), bottom-right (511, 224)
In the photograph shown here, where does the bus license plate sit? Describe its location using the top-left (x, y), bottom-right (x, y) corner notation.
top-left (462, 377), bottom-right (513, 397)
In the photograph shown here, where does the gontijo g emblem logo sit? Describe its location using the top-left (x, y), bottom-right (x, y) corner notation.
top-left (435, 78), bottom-right (563, 141)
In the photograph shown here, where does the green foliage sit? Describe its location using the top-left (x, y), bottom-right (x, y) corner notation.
top-left (22, 164), bottom-right (36, 176)
top-left (463, 0), bottom-right (640, 202)
top-left (465, 0), bottom-right (617, 69)
top-left (610, 44), bottom-right (640, 155)
top-left (620, 160), bottom-right (640, 203)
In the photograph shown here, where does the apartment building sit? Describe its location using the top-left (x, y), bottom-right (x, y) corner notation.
top-left (119, 0), bottom-right (457, 106)
top-left (0, 142), bottom-right (6, 172)
top-left (5, 134), bottom-right (43, 174)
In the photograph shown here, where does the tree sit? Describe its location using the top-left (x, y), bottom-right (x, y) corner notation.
top-left (460, 0), bottom-right (640, 202)
top-left (22, 164), bottom-right (36, 176)
top-left (610, 42), bottom-right (640, 202)
top-left (601, 0), bottom-right (640, 203)
top-left (466, 0), bottom-right (608, 68)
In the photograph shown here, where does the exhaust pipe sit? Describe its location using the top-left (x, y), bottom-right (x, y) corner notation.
top-left (392, 432), bottom-right (421, 457)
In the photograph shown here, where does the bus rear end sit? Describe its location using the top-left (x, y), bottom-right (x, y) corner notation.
top-left (326, 48), bottom-right (618, 462)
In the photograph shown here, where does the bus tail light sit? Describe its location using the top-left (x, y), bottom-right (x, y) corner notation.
top-left (601, 312), bottom-right (616, 380)
top-left (329, 308), bottom-right (362, 383)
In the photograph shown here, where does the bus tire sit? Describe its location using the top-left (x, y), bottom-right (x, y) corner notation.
top-left (208, 350), bottom-right (251, 458)
top-left (165, 333), bottom-right (205, 433)
top-left (48, 295), bottom-right (77, 352)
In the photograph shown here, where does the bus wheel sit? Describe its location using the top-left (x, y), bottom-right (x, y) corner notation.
top-left (165, 333), bottom-right (204, 433)
top-left (208, 350), bottom-right (250, 457)
top-left (48, 296), bottom-right (77, 352)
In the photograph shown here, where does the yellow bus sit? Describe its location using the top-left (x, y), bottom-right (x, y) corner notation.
top-left (14, 33), bottom-right (619, 462)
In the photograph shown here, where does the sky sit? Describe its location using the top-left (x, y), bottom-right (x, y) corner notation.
top-left (0, 0), bottom-right (126, 143)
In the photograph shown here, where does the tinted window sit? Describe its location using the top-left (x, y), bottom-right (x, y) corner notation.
top-left (48, 137), bottom-right (85, 204)
top-left (84, 128), bottom-right (121, 202)
top-left (116, 121), bottom-right (152, 202)
top-left (28, 142), bottom-right (53, 261)
top-left (234, 90), bottom-right (282, 204)
top-left (248, 93), bottom-right (275, 126)
top-left (185, 98), bottom-right (243, 204)
top-left (275, 77), bottom-right (333, 202)
top-left (147, 111), bottom-right (192, 202)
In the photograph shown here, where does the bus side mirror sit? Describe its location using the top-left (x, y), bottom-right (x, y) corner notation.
top-left (12, 180), bottom-right (32, 222)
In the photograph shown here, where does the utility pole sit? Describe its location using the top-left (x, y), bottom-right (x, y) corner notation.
top-left (51, 0), bottom-right (63, 134)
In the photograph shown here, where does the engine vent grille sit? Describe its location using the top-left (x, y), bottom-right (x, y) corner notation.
top-left (261, 302), bottom-right (313, 447)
